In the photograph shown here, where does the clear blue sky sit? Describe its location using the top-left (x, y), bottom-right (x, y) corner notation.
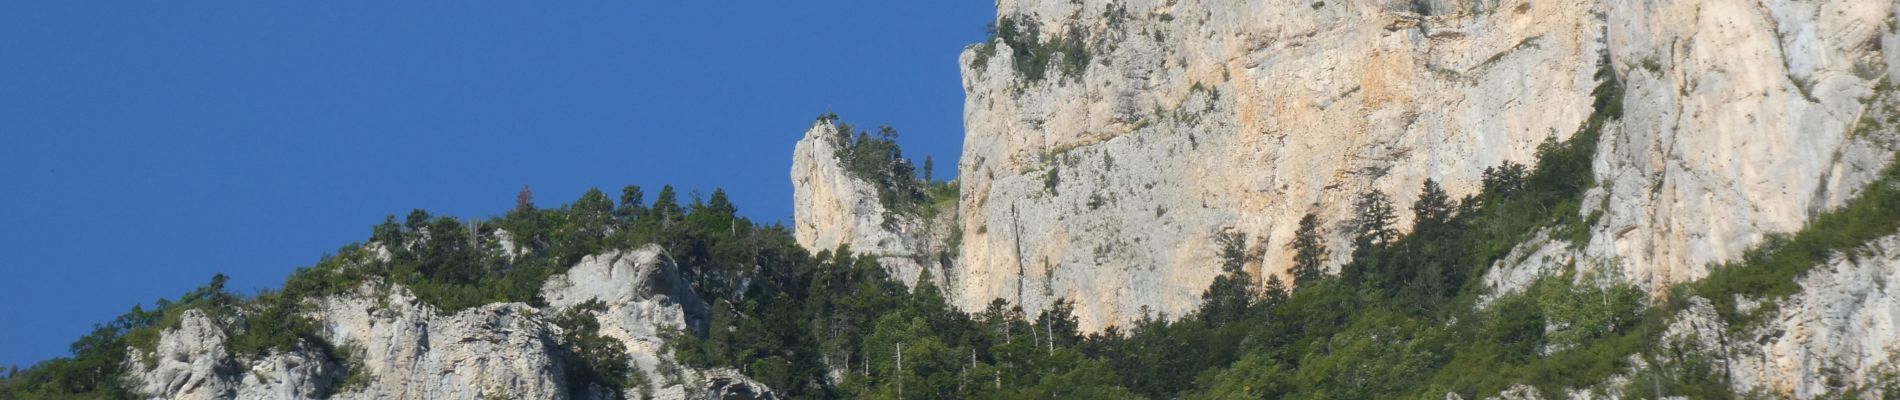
top-left (0, 2), bottom-right (994, 368)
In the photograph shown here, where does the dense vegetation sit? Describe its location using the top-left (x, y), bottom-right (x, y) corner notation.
top-left (821, 113), bottom-right (955, 218)
top-left (969, 15), bottom-right (1093, 82)
top-left (8, 66), bottom-right (1900, 399)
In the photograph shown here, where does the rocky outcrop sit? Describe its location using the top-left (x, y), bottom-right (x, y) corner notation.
top-left (132, 310), bottom-right (351, 400)
top-left (539, 245), bottom-right (777, 400)
top-left (941, 0), bottom-right (1900, 331)
top-left (126, 245), bottom-right (776, 400)
top-left (314, 285), bottom-right (569, 399)
top-left (133, 310), bottom-right (238, 400)
top-left (233, 351), bottom-right (342, 400)
top-left (1661, 234), bottom-right (1900, 398)
top-left (792, 120), bottom-right (952, 288)
top-left (1473, 233), bottom-right (1900, 398)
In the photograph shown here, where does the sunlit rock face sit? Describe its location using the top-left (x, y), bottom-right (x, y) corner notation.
top-left (792, 120), bottom-right (954, 288)
top-left (127, 247), bottom-right (777, 400)
top-left (1664, 234), bottom-right (1900, 398)
top-left (946, 0), bottom-right (1900, 332)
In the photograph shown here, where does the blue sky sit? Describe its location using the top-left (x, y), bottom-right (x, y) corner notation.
top-left (0, 2), bottom-right (994, 367)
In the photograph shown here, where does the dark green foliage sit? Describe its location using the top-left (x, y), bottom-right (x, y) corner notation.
top-left (1261, 275), bottom-right (1290, 306)
top-left (0, 304), bottom-right (164, 399)
top-left (1348, 190), bottom-right (1399, 250)
top-left (1481, 294), bottom-right (1547, 365)
top-left (226, 289), bottom-right (326, 357)
top-left (571, 188), bottom-right (614, 237)
top-left (618, 185), bottom-right (645, 220)
top-left (1482, 160), bottom-right (1530, 196)
top-left (1043, 163), bottom-right (1061, 195)
top-left (1289, 213), bottom-right (1327, 287)
top-left (1198, 232), bottom-right (1255, 325)
top-left (555, 300), bottom-right (637, 398)
top-left (922, 156), bottom-right (934, 183)
top-left (1412, 179), bottom-right (1454, 235)
top-left (652, 185), bottom-right (682, 227)
top-left (973, 15), bottom-right (1094, 82)
top-left (821, 114), bottom-right (941, 217)
top-left (327, 344), bottom-right (371, 396)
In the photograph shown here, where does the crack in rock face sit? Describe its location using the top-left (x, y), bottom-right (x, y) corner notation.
top-left (929, 0), bottom-right (1900, 335)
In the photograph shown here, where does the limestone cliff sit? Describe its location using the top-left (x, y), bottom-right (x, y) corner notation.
top-left (937, 0), bottom-right (1900, 333)
top-left (792, 120), bottom-right (955, 288)
top-left (126, 245), bottom-right (775, 400)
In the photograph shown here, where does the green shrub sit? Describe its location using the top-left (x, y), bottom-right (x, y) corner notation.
top-left (975, 15), bottom-right (1094, 82)
top-left (555, 300), bottom-right (636, 398)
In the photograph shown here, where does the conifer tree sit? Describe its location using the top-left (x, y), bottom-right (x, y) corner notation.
top-left (1411, 179), bottom-right (1454, 239)
top-left (1289, 213), bottom-right (1327, 287)
top-left (1199, 232), bottom-right (1256, 325)
top-left (515, 184), bottom-right (535, 212)
top-left (707, 189), bottom-right (738, 218)
top-left (1262, 274), bottom-right (1290, 306)
top-left (653, 185), bottom-right (682, 227)
top-left (618, 185), bottom-right (645, 219)
top-left (1349, 190), bottom-right (1398, 249)
top-left (572, 188), bottom-right (613, 237)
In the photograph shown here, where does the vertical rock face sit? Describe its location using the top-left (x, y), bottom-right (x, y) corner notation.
top-left (941, 0), bottom-right (1900, 330)
top-left (1581, 0), bottom-right (1900, 288)
top-left (955, 0), bottom-right (1608, 329)
top-left (792, 120), bottom-right (950, 288)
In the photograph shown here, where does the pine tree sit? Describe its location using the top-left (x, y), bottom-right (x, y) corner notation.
top-left (653, 185), bottom-right (682, 227)
top-left (1482, 161), bottom-right (1529, 196)
top-left (707, 189), bottom-right (738, 218)
top-left (1405, 179), bottom-right (1459, 305)
top-left (1262, 275), bottom-right (1290, 306)
top-left (1411, 179), bottom-right (1454, 239)
top-left (515, 185), bottom-right (535, 212)
top-left (1345, 190), bottom-right (1398, 288)
top-left (405, 209), bottom-right (432, 232)
top-left (1037, 298), bottom-right (1081, 349)
top-left (1289, 213), bottom-right (1327, 287)
top-left (373, 215), bottom-right (403, 245)
top-left (923, 155), bottom-right (935, 183)
top-left (618, 185), bottom-right (645, 220)
top-left (1199, 231), bottom-right (1256, 325)
top-left (572, 188), bottom-right (613, 237)
top-left (1349, 190), bottom-right (1398, 248)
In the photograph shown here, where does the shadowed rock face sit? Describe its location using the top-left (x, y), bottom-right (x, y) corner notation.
top-left (127, 245), bottom-right (777, 400)
top-left (931, 0), bottom-right (1900, 333)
